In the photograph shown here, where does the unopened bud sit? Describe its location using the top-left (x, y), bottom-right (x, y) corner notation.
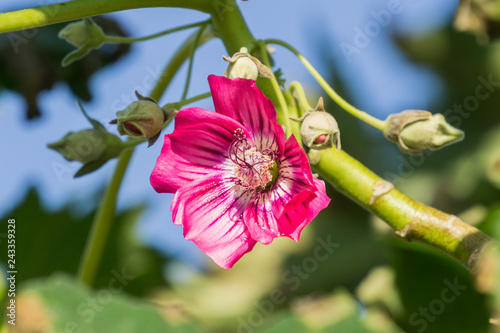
top-left (47, 101), bottom-right (126, 177)
top-left (291, 97), bottom-right (341, 150)
top-left (48, 129), bottom-right (106, 163)
top-left (58, 18), bottom-right (106, 66)
top-left (384, 110), bottom-right (464, 155)
top-left (223, 47), bottom-right (273, 80)
top-left (110, 91), bottom-right (175, 147)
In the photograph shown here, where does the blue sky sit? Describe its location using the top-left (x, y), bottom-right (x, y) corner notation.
top-left (0, 0), bottom-right (458, 267)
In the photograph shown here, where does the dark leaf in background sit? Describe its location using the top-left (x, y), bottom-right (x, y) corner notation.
top-left (392, 242), bottom-right (490, 333)
top-left (0, 16), bottom-right (130, 119)
top-left (0, 187), bottom-right (170, 297)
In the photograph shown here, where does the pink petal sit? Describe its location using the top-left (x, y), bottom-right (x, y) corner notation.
top-left (150, 108), bottom-right (251, 194)
top-left (278, 177), bottom-right (330, 242)
top-left (242, 191), bottom-right (280, 245)
top-left (271, 135), bottom-right (318, 217)
top-left (242, 135), bottom-right (319, 244)
top-left (171, 174), bottom-right (256, 269)
top-left (273, 136), bottom-right (330, 240)
top-left (208, 75), bottom-right (285, 156)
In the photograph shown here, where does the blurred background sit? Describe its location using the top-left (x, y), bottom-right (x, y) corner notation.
top-left (1, 0), bottom-right (500, 332)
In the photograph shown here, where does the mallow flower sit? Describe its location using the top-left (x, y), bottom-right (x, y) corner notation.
top-left (150, 75), bottom-right (330, 268)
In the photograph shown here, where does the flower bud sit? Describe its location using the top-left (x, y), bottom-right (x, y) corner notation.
top-left (291, 97), bottom-right (341, 150)
top-left (384, 110), bottom-right (464, 155)
top-left (47, 101), bottom-right (126, 177)
top-left (223, 47), bottom-right (273, 80)
top-left (48, 129), bottom-right (106, 163)
top-left (110, 91), bottom-right (174, 147)
top-left (58, 18), bottom-right (106, 66)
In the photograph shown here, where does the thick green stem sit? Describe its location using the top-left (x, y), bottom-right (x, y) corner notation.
top-left (314, 148), bottom-right (491, 273)
top-left (77, 26), bottom-right (213, 287)
top-left (0, 0), bottom-right (213, 34)
top-left (208, 0), bottom-right (255, 54)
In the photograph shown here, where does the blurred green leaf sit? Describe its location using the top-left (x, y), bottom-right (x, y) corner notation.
top-left (0, 187), bottom-right (169, 297)
top-left (263, 316), bottom-right (309, 333)
top-left (15, 274), bottom-right (201, 333)
top-left (392, 244), bottom-right (490, 333)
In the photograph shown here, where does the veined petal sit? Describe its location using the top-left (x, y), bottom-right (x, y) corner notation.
top-left (243, 135), bottom-right (319, 244)
top-left (278, 177), bottom-right (330, 242)
top-left (171, 174), bottom-right (255, 269)
top-left (271, 135), bottom-right (317, 217)
top-left (208, 75), bottom-right (285, 156)
top-left (150, 108), bottom-right (250, 193)
top-left (242, 191), bottom-right (279, 245)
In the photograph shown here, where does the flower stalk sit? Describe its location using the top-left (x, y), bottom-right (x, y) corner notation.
top-left (314, 148), bottom-right (492, 273)
top-left (103, 20), bottom-right (209, 44)
top-left (0, 0), bottom-right (213, 34)
top-left (265, 39), bottom-right (387, 132)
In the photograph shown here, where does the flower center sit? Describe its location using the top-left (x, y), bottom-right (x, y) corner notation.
top-left (229, 129), bottom-right (278, 191)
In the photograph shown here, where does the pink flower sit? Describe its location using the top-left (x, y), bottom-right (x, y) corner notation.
top-left (150, 75), bottom-right (330, 268)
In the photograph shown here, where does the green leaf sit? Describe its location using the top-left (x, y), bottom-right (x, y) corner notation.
top-left (0, 188), bottom-right (170, 297)
top-left (392, 244), bottom-right (490, 333)
top-left (61, 45), bottom-right (92, 67)
top-left (74, 158), bottom-right (108, 177)
top-left (262, 316), bottom-right (309, 333)
top-left (17, 274), bottom-right (201, 333)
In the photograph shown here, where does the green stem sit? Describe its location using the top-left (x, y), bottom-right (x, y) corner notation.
top-left (77, 149), bottom-right (134, 285)
top-left (181, 22), bottom-right (208, 101)
top-left (0, 0), bottom-right (213, 34)
top-left (163, 91), bottom-right (212, 110)
top-left (265, 39), bottom-right (387, 132)
top-left (150, 26), bottom-right (215, 102)
top-left (290, 81), bottom-right (312, 115)
top-left (77, 26), bottom-right (213, 287)
top-left (103, 20), bottom-right (209, 44)
top-left (314, 148), bottom-right (491, 273)
top-left (258, 41), bottom-right (292, 137)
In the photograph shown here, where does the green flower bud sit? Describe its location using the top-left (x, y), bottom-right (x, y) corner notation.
top-left (384, 110), bottom-right (464, 155)
top-left (58, 18), bottom-right (106, 67)
top-left (48, 129), bottom-right (106, 163)
top-left (291, 97), bottom-right (341, 150)
top-left (110, 91), bottom-right (175, 147)
top-left (223, 47), bottom-right (273, 80)
top-left (47, 101), bottom-right (126, 177)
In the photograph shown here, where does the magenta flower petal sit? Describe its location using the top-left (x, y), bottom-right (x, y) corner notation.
top-left (208, 75), bottom-right (285, 155)
top-left (278, 177), bottom-right (330, 242)
top-left (151, 76), bottom-right (331, 268)
top-left (242, 135), bottom-right (324, 243)
top-left (150, 107), bottom-right (251, 193)
top-left (171, 174), bottom-right (256, 269)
